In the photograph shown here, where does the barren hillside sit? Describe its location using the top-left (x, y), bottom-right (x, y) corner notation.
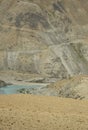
top-left (0, 95), bottom-right (88, 130)
top-left (0, 0), bottom-right (88, 81)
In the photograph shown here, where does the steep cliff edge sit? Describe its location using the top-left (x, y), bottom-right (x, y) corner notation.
top-left (0, 0), bottom-right (88, 81)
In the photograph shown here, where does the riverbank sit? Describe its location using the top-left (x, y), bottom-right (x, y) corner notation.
top-left (0, 71), bottom-right (49, 86)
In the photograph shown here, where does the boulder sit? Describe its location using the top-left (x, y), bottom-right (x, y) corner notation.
top-left (0, 80), bottom-right (7, 87)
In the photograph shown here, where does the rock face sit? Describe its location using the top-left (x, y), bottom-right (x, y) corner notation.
top-left (0, 0), bottom-right (88, 80)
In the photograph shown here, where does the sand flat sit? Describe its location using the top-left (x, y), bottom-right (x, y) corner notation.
top-left (0, 95), bottom-right (88, 130)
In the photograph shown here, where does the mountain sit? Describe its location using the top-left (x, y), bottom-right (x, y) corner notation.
top-left (0, 0), bottom-right (88, 81)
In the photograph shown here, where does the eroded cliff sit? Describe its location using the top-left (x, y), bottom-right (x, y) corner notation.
top-left (0, 0), bottom-right (88, 81)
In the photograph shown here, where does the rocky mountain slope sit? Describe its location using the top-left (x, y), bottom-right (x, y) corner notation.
top-left (48, 75), bottom-right (88, 99)
top-left (0, 0), bottom-right (88, 81)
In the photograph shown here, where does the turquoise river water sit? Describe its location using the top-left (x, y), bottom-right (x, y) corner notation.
top-left (0, 84), bottom-right (46, 94)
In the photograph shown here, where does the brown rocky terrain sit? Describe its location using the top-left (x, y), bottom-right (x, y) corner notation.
top-left (0, 1), bottom-right (88, 129)
top-left (0, 95), bottom-right (88, 130)
top-left (0, 0), bottom-right (88, 81)
top-left (47, 75), bottom-right (88, 99)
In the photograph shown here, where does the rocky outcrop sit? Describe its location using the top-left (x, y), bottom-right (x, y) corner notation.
top-left (0, 0), bottom-right (88, 80)
top-left (0, 80), bottom-right (7, 87)
top-left (47, 75), bottom-right (88, 99)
